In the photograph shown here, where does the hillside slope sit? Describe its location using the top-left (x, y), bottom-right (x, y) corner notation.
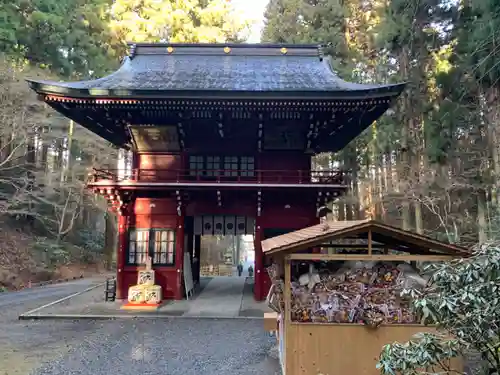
top-left (0, 227), bottom-right (107, 290)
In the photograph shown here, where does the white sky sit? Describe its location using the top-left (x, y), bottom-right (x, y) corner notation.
top-left (231, 0), bottom-right (269, 42)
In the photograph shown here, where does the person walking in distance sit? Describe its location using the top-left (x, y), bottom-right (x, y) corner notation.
top-left (237, 262), bottom-right (243, 277)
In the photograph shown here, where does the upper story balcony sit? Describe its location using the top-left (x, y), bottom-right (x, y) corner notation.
top-left (88, 168), bottom-right (349, 190)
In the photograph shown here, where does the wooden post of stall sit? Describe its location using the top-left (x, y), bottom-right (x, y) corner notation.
top-left (283, 255), bottom-right (291, 375)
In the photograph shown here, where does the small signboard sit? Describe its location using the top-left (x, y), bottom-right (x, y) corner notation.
top-left (129, 126), bottom-right (180, 152)
top-left (194, 215), bottom-right (254, 235)
top-left (183, 252), bottom-right (195, 299)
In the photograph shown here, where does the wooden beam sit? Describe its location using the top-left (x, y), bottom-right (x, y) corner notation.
top-left (284, 257), bottom-right (291, 323)
top-left (345, 230), bottom-right (430, 253)
top-left (288, 254), bottom-right (457, 262)
top-left (371, 233), bottom-right (433, 255)
top-left (318, 243), bottom-right (416, 254)
top-left (370, 225), bottom-right (468, 255)
top-left (264, 225), bottom-right (373, 255)
top-left (89, 181), bottom-right (346, 189)
top-left (318, 244), bottom-right (386, 249)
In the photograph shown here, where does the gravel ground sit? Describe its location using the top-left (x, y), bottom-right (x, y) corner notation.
top-left (1, 278), bottom-right (482, 375)
top-left (0, 279), bottom-right (279, 375)
top-left (31, 319), bottom-right (280, 375)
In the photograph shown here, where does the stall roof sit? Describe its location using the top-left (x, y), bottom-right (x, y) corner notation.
top-left (261, 219), bottom-right (470, 256)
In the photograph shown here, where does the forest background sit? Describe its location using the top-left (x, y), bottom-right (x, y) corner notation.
top-left (0, 0), bottom-right (498, 288)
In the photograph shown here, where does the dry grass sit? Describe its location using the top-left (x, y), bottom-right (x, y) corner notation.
top-left (0, 228), bottom-right (107, 290)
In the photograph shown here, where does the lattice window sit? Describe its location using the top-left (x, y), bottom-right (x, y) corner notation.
top-left (206, 156), bottom-right (220, 177)
top-left (224, 156), bottom-right (239, 177)
top-left (127, 229), bottom-right (175, 266)
top-left (189, 156), bottom-right (204, 176)
top-left (128, 229), bottom-right (150, 265)
top-left (152, 229), bottom-right (175, 265)
top-left (240, 156), bottom-right (255, 177)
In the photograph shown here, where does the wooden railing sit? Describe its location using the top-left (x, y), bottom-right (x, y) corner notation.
top-left (90, 168), bottom-right (348, 185)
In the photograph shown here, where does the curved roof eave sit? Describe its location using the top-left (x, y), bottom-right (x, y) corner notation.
top-left (27, 79), bottom-right (406, 101)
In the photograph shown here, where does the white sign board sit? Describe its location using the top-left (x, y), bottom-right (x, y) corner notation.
top-left (183, 252), bottom-right (195, 299)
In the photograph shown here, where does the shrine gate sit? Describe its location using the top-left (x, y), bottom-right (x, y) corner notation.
top-left (27, 43), bottom-right (404, 301)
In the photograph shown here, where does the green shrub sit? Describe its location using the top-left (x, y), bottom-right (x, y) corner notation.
top-left (377, 243), bottom-right (500, 375)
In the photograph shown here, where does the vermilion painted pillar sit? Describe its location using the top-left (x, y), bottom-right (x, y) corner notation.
top-left (116, 214), bottom-right (128, 300)
top-left (254, 219), bottom-right (263, 301)
top-left (175, 212), bottom-right (185, 300)
top-left (193, 235), bottom-right (201, 284)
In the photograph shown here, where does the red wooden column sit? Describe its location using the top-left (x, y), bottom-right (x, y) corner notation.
top-left (254, 218), bottom-right (263, 301)
top-left (132, 152), bottom-right (139, 180)
top-left (193, 235), bottom-right (201, 284)
top-left (116, 214), bottom-right (128, 300)
top-left (174, 211), bottom-right (185, 300)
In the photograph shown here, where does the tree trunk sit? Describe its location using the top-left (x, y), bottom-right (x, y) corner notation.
top-left (486, 88), bottom-right (500, 215)
top-left (103, 211), bottom-right (117, 270)
top-left (61, 120), bottom-right (75, 183)
top-left (344, 148), bottom-right (354, 221)
top-left (477, 189), bottom-right (488, 244)
top-left (399, 48), bottom-right (411, 231)
top-left (351, 149), bottom-right (361, 219)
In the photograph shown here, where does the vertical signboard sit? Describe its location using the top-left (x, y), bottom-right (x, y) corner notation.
top-left (225, 216), bottom-right (236, 235)
top-left (214, 216), bottom-right (224, 235)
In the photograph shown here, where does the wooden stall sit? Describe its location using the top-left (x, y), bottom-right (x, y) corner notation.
top-left (261, 219), bottom-right (469, 375)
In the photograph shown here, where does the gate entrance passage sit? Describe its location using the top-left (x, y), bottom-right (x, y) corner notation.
top-left (28, 43), bottom-right (404, 301)
top-left (180, 231), bottom-right (256, 317)
top-left (193, 215), bottom-right (254, 278)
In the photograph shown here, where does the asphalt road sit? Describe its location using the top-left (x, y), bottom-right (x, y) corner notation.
top-left (0, 279), bottom-right (280, 375)
top-left (0, 278), bottom-right (102, 309)
top-left (0, 278), bottom-right (108, 375)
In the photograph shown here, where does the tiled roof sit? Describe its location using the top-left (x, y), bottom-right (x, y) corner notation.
top-left (261, 219), bottom-right (469, 256)
top-left (26, 44), bottom-right (405, 97)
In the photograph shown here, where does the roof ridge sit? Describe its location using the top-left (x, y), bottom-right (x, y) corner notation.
top-left (127, 42), bottom-right (322, 49)
top-left (128, 43), bottom-right (322, 59)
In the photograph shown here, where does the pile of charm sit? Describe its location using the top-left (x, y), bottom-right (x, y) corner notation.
top-left (287, 261), bottom-right (427, 325)
top-left (266, 264), bottom-right (285, 313)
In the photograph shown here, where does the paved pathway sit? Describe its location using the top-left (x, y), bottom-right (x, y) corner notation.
top-left (183, 276), bottom-right (247, 317)
top-left (23, 276), bottom-right (271, 318)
